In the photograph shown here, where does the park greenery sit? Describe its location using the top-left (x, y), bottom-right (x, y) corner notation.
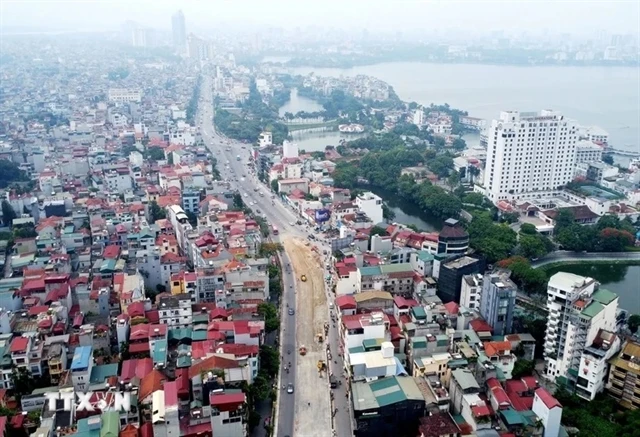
top-left (0, 160), bottom-right (30, 188)
top-left (332, 144), bottom-right (463, 220)
top-left (553, 386), bottom-right (640, 437)
top-left (554, 211), bottom-right (636, 252)
top-left (215, 80), bottom-right (290, 144)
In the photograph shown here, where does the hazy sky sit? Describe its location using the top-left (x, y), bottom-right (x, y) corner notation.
top-left (1, 0), bottom-right (639, 35)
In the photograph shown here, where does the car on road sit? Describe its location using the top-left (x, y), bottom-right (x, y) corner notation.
top-left (243, 193), bottom-right (249, 197)
top-left (286, 383), bottom-right (294, 394)
top-left (288, 308), bottom-right (294, 315)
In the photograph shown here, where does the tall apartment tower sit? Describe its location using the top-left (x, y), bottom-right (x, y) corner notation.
top-left (544, 272), bottom-right (619, 388)
top-left (171, 10), bottom-right (186, 49)
top-left (481, 110), bottom-right (578, 204)
top-left (479, 270), bottom-right (517, 336)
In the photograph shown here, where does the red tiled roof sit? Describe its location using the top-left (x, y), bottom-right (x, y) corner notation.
top-left (444, 301), bottom-right (459, 315)
top-left (188, 355), bottom-right (239, 379)
top-left (28, 305), bottom-right (49, 316)
top-left (335, 295), bottom-right (357, 309)
top-left (127, 301), bottom-right (145, 318)
top-left (139, 369), bottom-right (165, 400)
top-left (210, 392), bottom-right (246, 411)
top-left (535, 387), bottom-right (561, 409)
top-left (10, 336), bottom-right (29, 353)
top-left (487, 378), bottom-right (511, 409)
top-left (130, 324), bottom-right (150, 340)
top-left (103, 245), bottom-right (121, 259)
top-left (129, 342), bottom-right (150, 354)
top-left (484, 341), bottom-right (512, 357)
top-left (469, 319), bottom-right (493, 334)
top-left (471, 404), bottom-right (491, 417)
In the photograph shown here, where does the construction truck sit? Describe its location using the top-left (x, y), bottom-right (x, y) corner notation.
top-left (317, 360), bottom-right (327, 376)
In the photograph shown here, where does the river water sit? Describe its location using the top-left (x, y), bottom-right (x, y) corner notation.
top-left (275, 63), bottom-right (640, 300)
top-left (543, 264), bottom-right (640, 314)
top-left (289, 62), bottom-right (639, 150)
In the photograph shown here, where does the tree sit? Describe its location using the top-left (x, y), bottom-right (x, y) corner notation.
top-left (149, 201), bottom-right (166, 223)
top-left (598, 228), bottom-right (634, 252)
top-left (468, 165), bottom-right (480, 183)
top-left (257, 302), bottom-right (280, 333)
top-left (447, 171), bottom-right (460, 189)
top-left (499, 212), bottom-right (520, 224)
top-left (512, 359), bottom-right (535, 379)
top-left (259, 345), bottom-right (280, 377)
top-left (267, 264), bottom-right (280, 279)
top-left (602, 154), bottom-right (614, 165)
top-left (1, 200), bottom-right (16, 226)
top-left (519, 223), bottom-right (538, 235)
top-left (452, 138), bottom-right (467, 150)
top-left (467, 212), bottom-right (518, 263)
top-left (519, 234), bottom-right (547, 259)
top-left (13, 225), bottom-right (37, 239)
top-left (233, 193), bottom-right (244, 210)
top-left (145, 147), bottom-right (166, 161)
top-left (628, 314), bottom-right (640, 334)
top-left (370, 225), bottom-right (388, 238)
top-left (462, 192), bottom-right (484, 206)
top-left (0, 160), bottom-right (28, 188)
top-left (11, 367), bottom-right (35, 398)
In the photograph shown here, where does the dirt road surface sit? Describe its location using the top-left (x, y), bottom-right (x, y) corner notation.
top-left (283, 237), bottom-right (332, 436)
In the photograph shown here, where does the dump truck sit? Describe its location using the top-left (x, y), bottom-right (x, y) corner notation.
top-left (300, 275), bottom-right (307, 282)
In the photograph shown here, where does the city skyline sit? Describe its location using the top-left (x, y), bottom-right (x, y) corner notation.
top-left (1, 0), bottom-right (639, 36)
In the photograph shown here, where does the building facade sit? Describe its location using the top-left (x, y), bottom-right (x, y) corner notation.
top-left (479, 271), bottom-right (517, 336)
top-left (544, 272), bottom-right (619, 388)
top-left (481, 110), bottom-right (578, 204)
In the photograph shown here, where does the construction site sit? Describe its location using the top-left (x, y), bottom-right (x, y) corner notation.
top-left (282, 237), bottom-right (332, 437)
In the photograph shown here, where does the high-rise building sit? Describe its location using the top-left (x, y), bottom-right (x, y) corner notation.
top-left (131, 27), bottom-right (147, 47)
top-left (607, 339), bottom-right (640, 409)
top-left (544, 272), bottom-right (619, 389)
top-left (479, 270), bottom-right (517, 336)
top-left (172, 10), bottom-right (186, 49)
top-left (480, 110), bottom-right (578, 204)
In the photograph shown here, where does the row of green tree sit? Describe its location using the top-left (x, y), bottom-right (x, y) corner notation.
top-left (555, 211), bottom-right (637, 252)
top-left (185, 75), bottom-right (202, 125)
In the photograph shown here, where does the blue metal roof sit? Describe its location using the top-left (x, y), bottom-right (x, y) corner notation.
top-left (71, 345), bottom-right (93, 371)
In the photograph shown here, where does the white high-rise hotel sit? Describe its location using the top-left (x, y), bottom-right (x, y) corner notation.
top-left (482, 110), bottom-right (578, 203)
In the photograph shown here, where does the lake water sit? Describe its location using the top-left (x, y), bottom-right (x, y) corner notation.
top-left (289, 62), bottom-right (639, 151)
top-left (544, 264), bottom-right (640, 314)
top-left (372, 187), bottom-right (443, 233)
top-left (278, 88), bottom-right (324, 117)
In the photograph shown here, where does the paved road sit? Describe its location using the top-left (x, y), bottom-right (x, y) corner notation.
top-left (531, 251), bottom-right (640, 268)
top-left (198, 77), bottom-right (310, 437)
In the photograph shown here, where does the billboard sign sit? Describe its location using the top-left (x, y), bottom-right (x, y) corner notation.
top-left (315, 209), bottom-right (331, 223)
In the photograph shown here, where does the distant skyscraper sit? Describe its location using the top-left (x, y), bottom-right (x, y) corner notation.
top-left (172, 10), bottom-right (186, 49)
